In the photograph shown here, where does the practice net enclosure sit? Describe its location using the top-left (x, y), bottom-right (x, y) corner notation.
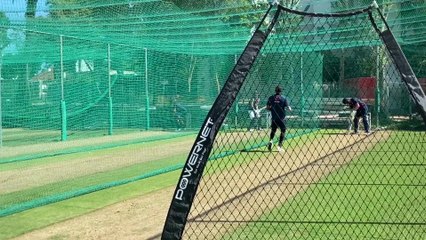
top-left (162, 3), bottom-right (426, 240)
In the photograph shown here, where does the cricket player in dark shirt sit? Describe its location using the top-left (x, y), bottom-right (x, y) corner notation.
top-left (342, 98), bottom-right (370, 134)
top-left (266, 85), bottom-right (292, 152)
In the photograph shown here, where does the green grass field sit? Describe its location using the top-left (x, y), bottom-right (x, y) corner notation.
top-left (0, 171), bottom-right (180, 239)
top-left (0, 128), bottom-right (312, 239)
top-left (0, 131), bottom-right (196, 239)
top-left (0, 130), bottom-right (424, 239)
top-left (224, 131), bottom-right (425, 239)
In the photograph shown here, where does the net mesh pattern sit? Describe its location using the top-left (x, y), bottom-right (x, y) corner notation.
top-left (0, 1), bottom-right (424, 237)
top-left (181, 6), bottom-right (425, 240)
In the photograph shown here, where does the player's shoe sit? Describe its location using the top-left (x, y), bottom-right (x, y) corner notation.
top-left (277, 145), bottom-right (283, 153)
top-left (267, 141), bottom-right (273, 152)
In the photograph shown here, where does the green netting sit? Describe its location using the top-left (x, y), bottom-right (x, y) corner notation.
top-left (1, 0), bottom-right (425, 146)
top-left (0, 1), bottom-right (425, 238)
top-left (174, 4), bottom-right (425, 240)
top-left (0, 34), bottom-right (237, 144)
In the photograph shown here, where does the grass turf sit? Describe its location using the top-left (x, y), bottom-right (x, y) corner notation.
top-left (0, 171), bottom-right (180, 239)
top-left (0, 129), bottom-right (317, 239)
top-left (3, 130), bottom-right (423, 239)
top-left (224, 131), bottom-right (425, 239)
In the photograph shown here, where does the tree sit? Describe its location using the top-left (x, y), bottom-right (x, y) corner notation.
top-left (0, 12), bottom-right (9, 51)
top-left (0, 12), bottom-right (11, 81)
top-left (47, 0), bottom-right (92, 18)
top-left (26, 0), bottom-right (38, 18)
